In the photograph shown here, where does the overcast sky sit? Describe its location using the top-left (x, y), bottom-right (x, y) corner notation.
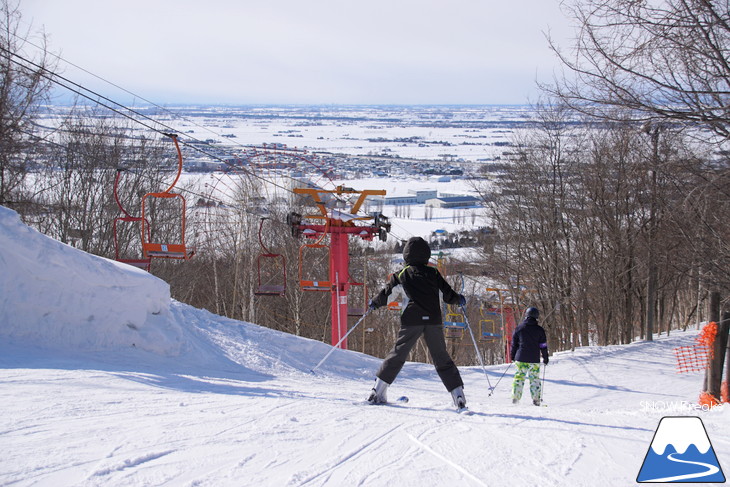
top-left (19, 0), bottom-right (575, 105)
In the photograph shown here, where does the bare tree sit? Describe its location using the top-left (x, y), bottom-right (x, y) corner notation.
top-left (0, 0), bottom-right (55, 208)
top-left (549, 0), bottom-right (730, 138)
top-left (547, 0), bottom-right (730, 317)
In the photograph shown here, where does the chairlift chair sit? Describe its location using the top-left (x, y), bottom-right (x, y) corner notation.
top-left (347, 282), bottom-right (368, 316)
top-left (254, 218), bottom-right (286, 296)
top-left (479, 307), bottom-right (502, 342)
top-left (298, 241), bottom-right (331, 291)
top-left (443, 304), bottom-right (467, 339)
top-left (140, 134), bottom-right (194, 260)
top-left (112, 169), bottom-right (151, 271)
top-left (387, 300), bottom-right (403, 311)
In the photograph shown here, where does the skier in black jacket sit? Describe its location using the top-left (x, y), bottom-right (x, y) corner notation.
top-left (366, 237), bottom-right (467, 409)
top-left (510, 307), bottom-right (549, 406)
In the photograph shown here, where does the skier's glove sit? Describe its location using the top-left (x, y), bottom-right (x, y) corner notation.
top-left (368, 300), bottom-right (378, 311)
top-left (458, 295), bottom-right (467, 306)
top-left (543, 357), bottom-right (549, 365)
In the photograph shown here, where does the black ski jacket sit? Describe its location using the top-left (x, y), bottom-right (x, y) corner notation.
top-left (510, 316), bottom-right (549, 364)
top-left (371, 237), bottom-right (462, 326)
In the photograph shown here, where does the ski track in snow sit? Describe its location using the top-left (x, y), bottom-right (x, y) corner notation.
top-left (290, 424), bottom-right (403, 486)
top-left (89, 450), bottom-right (176, 478)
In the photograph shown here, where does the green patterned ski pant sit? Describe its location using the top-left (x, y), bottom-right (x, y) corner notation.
top-left (511, 361), bottom-right (541, 402)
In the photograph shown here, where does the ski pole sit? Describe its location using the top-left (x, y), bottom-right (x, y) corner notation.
top-left (488, 362), bottom-right (513, 397)
top-left (310, 308), bottom-right (373, 374)
top-left (461, 304), bottom-right (494, 391)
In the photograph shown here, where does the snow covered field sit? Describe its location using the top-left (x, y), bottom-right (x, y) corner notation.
top-left (41, 104), bottom-right (530, 163)
top-left (1, 204), bottom-right (728, 487)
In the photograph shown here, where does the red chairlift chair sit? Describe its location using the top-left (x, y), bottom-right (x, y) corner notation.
top-left (112, 168), bottom-right (151, 271)
top-left (298, 241), bottom-right (331, 291)
top-left (254, 218), bottom-right (286, 296)
top-left (297, 219), bottom-right (332, 292)
top-left (141, 134), bottom-right (194, 260)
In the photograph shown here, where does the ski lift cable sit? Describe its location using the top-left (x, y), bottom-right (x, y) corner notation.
top-left (23, 79), bottom-right (352, 228)
top-left (0, 47), bottom-right (303, 199)
top-left (11, 29), bottom-right (340, 191)
top-left (27, 110), bottom-right (417, 245)
top-left (18, 125), bottom-right (239, 211)
top-left (22, 33), bottom-right (370, 207)
top-left (5, 46), bottom-right (397, 232)
top-left (20, 126), bottom-right (277, 227)
top-left (11, 34), bottom-right (342, 198)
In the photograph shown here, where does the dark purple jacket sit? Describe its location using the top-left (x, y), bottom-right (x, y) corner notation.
top-left (510, 316), bottom-right (549, 363)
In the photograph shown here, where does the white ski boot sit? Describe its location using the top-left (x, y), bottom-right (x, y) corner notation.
top-left (450, 386), bottom-right (467, 410)
top-left (367, 377), bottom-right (389, 404)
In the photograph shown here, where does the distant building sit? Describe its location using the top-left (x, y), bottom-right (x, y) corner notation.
top-left (408, 189), bottom-right (437, 203)
top-left (367, 189), bottom-right (438, 206)
top-left (425, 196), bottom-right (481, 208)
top-left (384, 196), bottom-right (418, 205)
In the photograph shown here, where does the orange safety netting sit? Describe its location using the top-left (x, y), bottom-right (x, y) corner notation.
top-left (674, 345), bottom-right (712, 373)
top-left (673, 321), bottom-right (718, 373)
top-left (698, 321), bottom-right (719, 348)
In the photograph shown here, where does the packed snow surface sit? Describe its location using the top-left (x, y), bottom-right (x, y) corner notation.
top-left (1, 204), bottom-right (728, 486)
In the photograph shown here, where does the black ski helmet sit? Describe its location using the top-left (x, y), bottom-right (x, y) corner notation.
top-left (525, 307), bottom-right (539, 319)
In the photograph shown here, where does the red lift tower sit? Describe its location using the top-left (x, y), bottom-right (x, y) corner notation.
top-left (289, 186), bottom-right (390, 350)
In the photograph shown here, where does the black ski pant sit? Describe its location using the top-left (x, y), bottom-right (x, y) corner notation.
top-left (376, 324), bottom-right (463, 392)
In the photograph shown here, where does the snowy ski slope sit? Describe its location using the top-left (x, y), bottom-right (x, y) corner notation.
top-left (1, 205), bottom-right (727, 486)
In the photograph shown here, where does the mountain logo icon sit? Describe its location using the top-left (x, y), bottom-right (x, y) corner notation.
top-left (637, 416), bottom-right (725, 483)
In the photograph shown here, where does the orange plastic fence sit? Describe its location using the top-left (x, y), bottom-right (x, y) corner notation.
top-left (698, 321), bottom-right (718, 349)
top-left (674, 345), bottom-right (712, 373)
top-left (673, 321), bottom-right (717, 373)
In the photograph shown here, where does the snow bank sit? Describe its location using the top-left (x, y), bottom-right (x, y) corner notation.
top-left (0, 206), bottom-right (183, 356)
top-left (0, 205), bottom-right (370, 377)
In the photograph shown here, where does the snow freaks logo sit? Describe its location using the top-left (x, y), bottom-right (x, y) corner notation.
top-left (637, 416), bottom-right (726, 483)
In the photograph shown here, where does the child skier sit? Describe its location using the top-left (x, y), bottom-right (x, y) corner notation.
top-left (366, 236), bottom-right (468, 410)
top-left (510, 307), bottom-right (549, 406)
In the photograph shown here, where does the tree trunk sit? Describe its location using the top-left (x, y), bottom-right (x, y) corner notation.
top-left (704, 291), bottom-right (722, 397)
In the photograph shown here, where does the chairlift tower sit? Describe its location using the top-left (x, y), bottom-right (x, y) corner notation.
top-left (289, 186), bottom-right (390, 350)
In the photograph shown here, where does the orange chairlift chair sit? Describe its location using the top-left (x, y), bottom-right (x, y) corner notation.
top-left (254, 217), bottom-right (287, 296)
top-left (298, 226), bottom-right (332, 291)
top-left (112, 168), bottom-right (151, 271)
top-left (141, 134), bottom-right (194, 260)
